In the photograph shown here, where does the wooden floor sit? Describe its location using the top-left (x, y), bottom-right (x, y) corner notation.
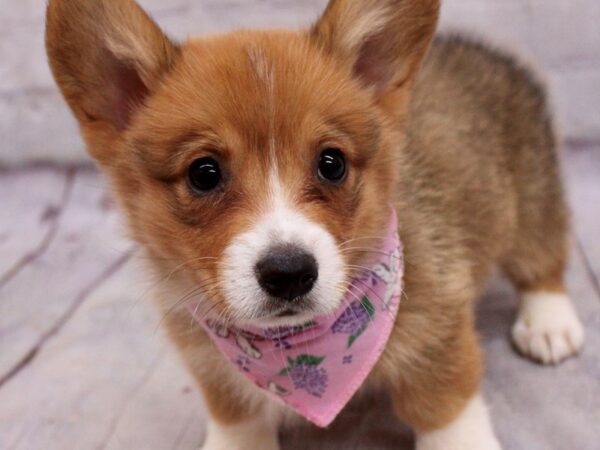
top-left (1, 147), bottom-right (599, 450)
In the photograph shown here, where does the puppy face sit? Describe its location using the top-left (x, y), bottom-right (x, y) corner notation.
top-left (46, 0), bottom-right (439, 327)
top-left (122, 34), bottom-right (397, 326)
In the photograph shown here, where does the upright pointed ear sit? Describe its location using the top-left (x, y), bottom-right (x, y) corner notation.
top-left (46, 0), bottom-right (179, 160)
top-left (311, 0), bottom-right (440, 98)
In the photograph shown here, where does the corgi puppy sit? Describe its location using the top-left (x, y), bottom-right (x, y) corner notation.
top-left (46, 0), bottom-right (585, 449)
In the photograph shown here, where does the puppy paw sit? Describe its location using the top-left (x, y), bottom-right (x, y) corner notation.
top-left (512, 292), bottom-right (584, 365)
top-left (416, 394), bottom-right (502, 450)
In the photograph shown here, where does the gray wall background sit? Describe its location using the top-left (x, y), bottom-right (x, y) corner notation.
top-left (1, 0), bottom-right (598, 166)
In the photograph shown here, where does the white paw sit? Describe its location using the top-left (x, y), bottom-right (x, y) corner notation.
top-left (416, 394), bottom-right (502, 450)
top-left (512, 292), bottom-right (584, 365)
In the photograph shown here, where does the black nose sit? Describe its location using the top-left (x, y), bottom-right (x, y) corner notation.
top-left (255, 245), bottom-right (318, 301)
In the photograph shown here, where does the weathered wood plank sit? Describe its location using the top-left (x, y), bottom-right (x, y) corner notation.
top-left (0, 260), bottom-right (205, 450)
top-left (0, 168), bottom-right (70, 282)
top-left (0, 170), bottom-right (133, 382)
top-left (564, 146), bottom-right (600, 294)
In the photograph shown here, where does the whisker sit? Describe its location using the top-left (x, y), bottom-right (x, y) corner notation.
top-left (345, 263), bottom-right (378, 273)
top-left (340, 247), bottom-right (403, 261)
top-left (156, 278), bottom-right (228, 329)
top-left (338, 235), bottom-right (388, 248)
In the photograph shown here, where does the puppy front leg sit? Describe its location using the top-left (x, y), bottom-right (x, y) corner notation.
top-left (196, 360), bottom-right (280, 450)
top-left (202, 415), bottom-right (279, 450)
top-left (415, 393), bottom-right (501, 450)
top-left (388, 312), bottom-right (501, 450)
top-left (163, 313), bottom-right (280, 450)
top-left (196, 356), bottom-right (280, 450)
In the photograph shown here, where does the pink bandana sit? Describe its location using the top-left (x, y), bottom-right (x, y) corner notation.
top-left (190, 210), bottom-right (403, 427)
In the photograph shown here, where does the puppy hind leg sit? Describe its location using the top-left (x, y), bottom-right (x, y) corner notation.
top-left (504, 236), bottom-right (584, 364)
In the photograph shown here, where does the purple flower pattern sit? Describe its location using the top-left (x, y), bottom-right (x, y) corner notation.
top-left (331, 296), bottom-right (375, 347)
top-left (280, 355), bottom-right (328, 398)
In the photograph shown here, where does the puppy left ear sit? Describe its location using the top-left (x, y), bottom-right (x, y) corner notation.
top-left (311, 0), bottom-right (440, 97)
top-left (46, 0), bottom-right (180, 163)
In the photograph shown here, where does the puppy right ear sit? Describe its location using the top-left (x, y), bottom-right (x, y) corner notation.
top-left (46, 0), bottom-right (179, 160)
top-left (312, 0), bottom-right (439, 100)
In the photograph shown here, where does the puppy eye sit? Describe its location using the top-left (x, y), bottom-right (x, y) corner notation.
top-left (187, 157), bottom-right (222, 193)
top-left (318, 148), bottom-right (346, 183)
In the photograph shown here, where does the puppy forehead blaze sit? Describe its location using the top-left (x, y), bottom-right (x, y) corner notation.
top-left (142, 33), bottom-right (380, 177)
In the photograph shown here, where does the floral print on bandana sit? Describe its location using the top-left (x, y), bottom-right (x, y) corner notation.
top-left (331, 296), bottom-right (375, 348)
top-left (280, 355), bottom-right (328, 398)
